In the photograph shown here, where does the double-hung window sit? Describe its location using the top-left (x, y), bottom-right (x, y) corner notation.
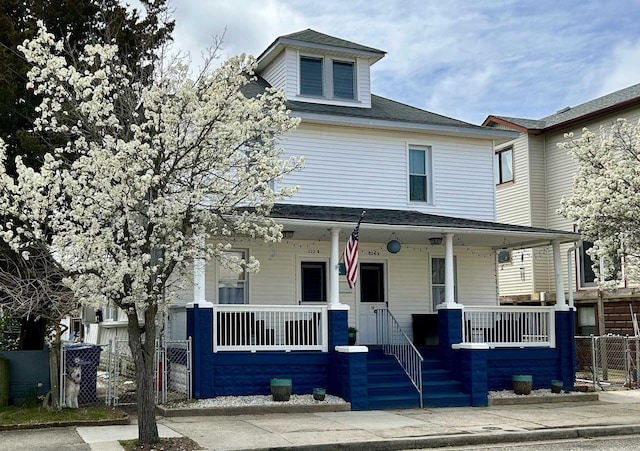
top-left (218, 250), bottom-right (248, 304)
top-left (431, 257), bottom-right (457, 311)
top-left (409, 147), bottom-right (431, 202)
top-left (494, 147), bottom-right (513, 184)
top-left (300, 56), bottom-right (356, 100)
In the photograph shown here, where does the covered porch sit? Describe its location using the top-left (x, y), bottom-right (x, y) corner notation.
top-left (186, 204), bottom-right (580, 409)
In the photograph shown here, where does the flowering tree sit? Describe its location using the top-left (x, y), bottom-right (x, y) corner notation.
top-left (559, 118), bottom-right (640, 286)
top-left (0, 0), bottom-right (174, 349)
top-left (0, 23), bottom-right (302, 444)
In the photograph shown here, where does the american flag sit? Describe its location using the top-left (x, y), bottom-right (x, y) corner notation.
top-left (343, 212), bottom-right (365, 289)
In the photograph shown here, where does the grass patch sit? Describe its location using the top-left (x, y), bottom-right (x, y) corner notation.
top-left (0, 405), bottom-right (127, 427)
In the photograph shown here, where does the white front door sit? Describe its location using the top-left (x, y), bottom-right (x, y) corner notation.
top-left (357, 262), bottom-right (387, 344)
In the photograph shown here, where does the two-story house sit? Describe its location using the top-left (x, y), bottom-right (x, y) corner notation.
top-left (82, 29), bottom-right (580, 410)
top-left (483, 82), bottom-right (640, 337)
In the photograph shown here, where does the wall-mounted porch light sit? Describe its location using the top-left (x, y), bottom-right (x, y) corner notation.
top-left (282, 230), bottom-right (295, 239)
top-left (429, 236), bottom-right (443, 246)
top-left (386, 232), bottom-right (401, 254)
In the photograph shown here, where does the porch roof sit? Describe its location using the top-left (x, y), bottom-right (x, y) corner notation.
top-left (269, 204), bottom-right (580, 249)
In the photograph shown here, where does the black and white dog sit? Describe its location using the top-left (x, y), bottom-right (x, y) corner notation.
top-left (65, 366), bottom-right (82, 408)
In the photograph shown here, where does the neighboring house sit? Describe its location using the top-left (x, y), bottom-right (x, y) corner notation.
top-left (483, 82), bottom-right (640, 337)
top-left (83, 29), bottom-right (579, 409)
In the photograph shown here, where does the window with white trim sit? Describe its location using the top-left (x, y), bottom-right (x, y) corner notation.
top-left (431, 256), bottom-right (457, 311)
top-left (218, 250), bottom-right (248, 304)
top-left (409, 146), bottom-right (432, 202)
top-left (578, 240), bottom-right (623, 288)
top-left (299, 56), bottom-right (356, 100)
top-left (494, 147), bottom-right (513, 185)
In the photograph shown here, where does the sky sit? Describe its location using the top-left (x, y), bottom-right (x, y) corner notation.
top-left (163, 0), bottom-right (640, 125)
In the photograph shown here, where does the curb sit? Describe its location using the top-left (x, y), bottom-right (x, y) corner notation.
top-left (228, 424), bottom-right (640, 451)
top-left (156, 402), bottom-right (352, 417)
top-left (488, 392), bottom-right (599, 405)
top-left (0, 414), bottom-right (130, 431)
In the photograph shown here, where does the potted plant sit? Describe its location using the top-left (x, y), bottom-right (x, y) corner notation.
top-left (348, 327), bottom-right (357, 345)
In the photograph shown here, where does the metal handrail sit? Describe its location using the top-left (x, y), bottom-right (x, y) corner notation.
top-left (374, 308), bottom-right (424, 408)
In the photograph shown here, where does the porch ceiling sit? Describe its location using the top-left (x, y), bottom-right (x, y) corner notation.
top-left (269, 204), bottom-right (580, 249)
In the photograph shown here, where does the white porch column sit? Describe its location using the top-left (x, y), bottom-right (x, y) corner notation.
top-left (552, 240), bottom-right (567, 309)
top-left (193, 234), bottom-right (207, 305)
top-left (444, 233), bottom-right (456, 306)
top-left (329, 227), bottom-right (341, 307)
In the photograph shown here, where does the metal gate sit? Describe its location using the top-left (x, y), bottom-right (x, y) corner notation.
top-left (155, 337), bottom-right (192, 405)
top-left (102, 337), bottom-right (192, 406)
top-left (575, 334), bottom-right (640, 390)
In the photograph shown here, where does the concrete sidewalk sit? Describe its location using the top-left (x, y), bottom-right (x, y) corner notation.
top-left (68, 390), bottom-right (640, 450)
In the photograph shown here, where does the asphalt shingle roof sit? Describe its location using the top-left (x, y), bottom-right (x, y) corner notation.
top-left (243, 76), bottom-right (487, 131)
top-left (490, 82), bottom-right (640, 131)
top-left (270, 204), bottom-right (576, 236)
top-left (279, 29), bottom-right (385, 55)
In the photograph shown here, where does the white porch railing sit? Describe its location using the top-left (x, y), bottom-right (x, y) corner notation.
top-left (212, 304), bottom-right (328, 352)
top-left (462, 306), bottom-right (556, 348)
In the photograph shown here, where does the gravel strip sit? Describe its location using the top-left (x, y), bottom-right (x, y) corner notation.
top-left (167, 394), bottom-right (348, 409)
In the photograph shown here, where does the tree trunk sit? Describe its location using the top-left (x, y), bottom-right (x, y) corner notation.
top-left (47, 326), bottom-right (62, 409)
top-left (128, 306), bottom-right (159, 445)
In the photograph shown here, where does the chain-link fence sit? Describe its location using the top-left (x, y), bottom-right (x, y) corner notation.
top-left (60, 341), bottom-right (108, 408)
top-left (575, 334), bottom-right (640, 390)
top-left (62, 336), bottom-right (191, 407)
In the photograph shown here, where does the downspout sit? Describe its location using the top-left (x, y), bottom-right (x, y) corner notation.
top-left (566, 240), bottom-right (582, 309)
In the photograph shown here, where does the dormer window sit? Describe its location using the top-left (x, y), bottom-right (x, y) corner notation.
top-left (300, 57), bottom-right (324, 96)
top-left (299, 55), bottom-right (356, 100)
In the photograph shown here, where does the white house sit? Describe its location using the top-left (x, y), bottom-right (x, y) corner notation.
top-left (82, 29), bottom-right (580, 409)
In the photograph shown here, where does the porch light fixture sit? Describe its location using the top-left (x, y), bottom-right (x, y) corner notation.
top-left (282, 230), bottom-right (295, 239)
top-left (429, 236), bottom-right (443, 246)
top-left (386, 233), bottom-right (401, 254)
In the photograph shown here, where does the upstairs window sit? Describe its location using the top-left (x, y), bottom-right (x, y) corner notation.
top-left (409, 147), bottom-right (432, 202)
top-left (300, 57), bottom-right (323, 96)
top-left (333, 61), bottom-right (355, 99)
top-left (494, 147), bottom-right (513, 184)
top-left (299, 56), bottom-right (356, 100)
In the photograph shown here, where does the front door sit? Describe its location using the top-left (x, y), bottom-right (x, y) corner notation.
top-left (357, 262), bottom-right (386, 344)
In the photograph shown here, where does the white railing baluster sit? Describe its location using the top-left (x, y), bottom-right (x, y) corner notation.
top-left (212, 305), bottom-right (328, 352)
top-left (461, 306), bottom-right (555, 348)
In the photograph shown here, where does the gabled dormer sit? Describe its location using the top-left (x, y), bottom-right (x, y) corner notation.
top-left (256, 29), bottom-right (385, 109)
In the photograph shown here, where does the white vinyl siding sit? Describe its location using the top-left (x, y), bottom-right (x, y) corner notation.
top-left (278, 124), bottom-right (496, 221)
top-left (260, 51), bottom-right (287, 91)
top-left (495, 135), bottom-right (530, 226)
top-left (192, 239), bottom-right (497, 335)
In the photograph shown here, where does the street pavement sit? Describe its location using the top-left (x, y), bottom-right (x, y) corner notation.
top-left (2, 390), bottom-right (640, 450)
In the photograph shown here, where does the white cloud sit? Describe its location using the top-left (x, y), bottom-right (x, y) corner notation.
top-left (162, 0), bottom-right (640, 124)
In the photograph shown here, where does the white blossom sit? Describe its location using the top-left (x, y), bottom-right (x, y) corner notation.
top-left (559, 118), bottom-right (640, 286)
top-left (0, 22), bottom-right (303, 317)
